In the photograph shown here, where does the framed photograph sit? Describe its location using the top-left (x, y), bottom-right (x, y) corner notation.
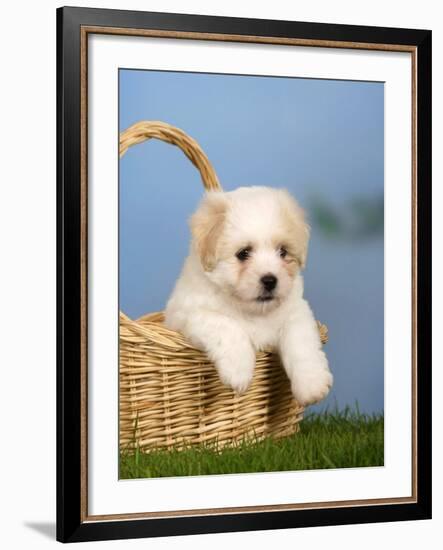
top-left (57, 6), bottom-right (432, 543)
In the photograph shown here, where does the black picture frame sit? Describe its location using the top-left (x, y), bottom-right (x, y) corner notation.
top-left (57, 5), bottom-right (432, 543)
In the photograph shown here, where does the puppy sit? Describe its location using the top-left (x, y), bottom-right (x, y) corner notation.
top-left (164, 186), bottom-right (332, 406)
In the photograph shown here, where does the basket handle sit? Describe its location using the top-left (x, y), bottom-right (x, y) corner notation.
top-left (119, 120), bottom-right (222, 192)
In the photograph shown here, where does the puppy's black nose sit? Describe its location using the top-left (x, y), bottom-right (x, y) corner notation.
top-left (261, 274), bottom-right (277, 291)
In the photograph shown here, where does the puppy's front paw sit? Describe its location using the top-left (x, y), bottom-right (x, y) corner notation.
top-left (290, 354), bottom-right (333, 406)
top-left (215, 346), bottom-right (255, 395)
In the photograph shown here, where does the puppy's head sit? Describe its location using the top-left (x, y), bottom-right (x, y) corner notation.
top-left (190, 186), bottom-right (310, 313)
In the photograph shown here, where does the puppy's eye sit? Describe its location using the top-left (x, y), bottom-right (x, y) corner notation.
top-left (236, 247), bottom-right (252, 261)
top-left (279, 247), bottom-right (288, 259)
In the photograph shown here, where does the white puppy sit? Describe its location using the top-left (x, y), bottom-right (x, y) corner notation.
top-left (164, 186), bottom-right (332, 406)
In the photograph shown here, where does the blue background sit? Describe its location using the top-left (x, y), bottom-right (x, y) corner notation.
top-left (119, 69), bottom-right (384, 414)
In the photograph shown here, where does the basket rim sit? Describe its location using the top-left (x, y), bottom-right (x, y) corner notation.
top-left (120, 311), bottom-right (192, 350)
top-left (120, 310), bottom-right (328, 351)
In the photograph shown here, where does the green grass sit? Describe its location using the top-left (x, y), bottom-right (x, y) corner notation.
top-left (119, 407), bottom-right (384, 479)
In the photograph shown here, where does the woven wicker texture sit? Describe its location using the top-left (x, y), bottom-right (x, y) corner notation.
top-left (119, 121), bottom-right (328, 453)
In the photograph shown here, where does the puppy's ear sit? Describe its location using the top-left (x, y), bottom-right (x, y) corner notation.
top-left (190, 192), bottom-right (228, 271)
top-left (279, 189), bottom-right (310, 269)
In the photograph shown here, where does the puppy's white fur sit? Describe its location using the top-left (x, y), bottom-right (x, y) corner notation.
top-left (165, 186), bottom-right (332, 406)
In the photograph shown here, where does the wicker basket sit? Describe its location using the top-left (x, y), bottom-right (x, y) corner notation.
top-left (119, 121), bottom-right (328, 453)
